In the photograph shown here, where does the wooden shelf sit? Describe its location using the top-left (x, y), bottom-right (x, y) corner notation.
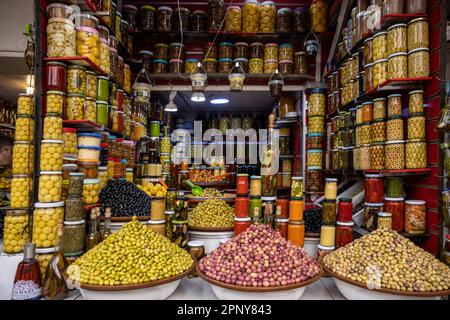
top-left (43, 56), bottom-right (107, 77)
top-left (0, 124), bottom-right (15, 130)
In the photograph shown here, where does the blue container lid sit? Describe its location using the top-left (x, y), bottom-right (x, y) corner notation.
top-left (78, 132), bottom-right (102, 139)
top-left (310, 88), bottom-right (326, 94)
top-left (307, 149), bottom-right (323, 153)
top-left (153, 59), bottom-right (168, 64)
top-left (307, 132), bottom-right (324, 137)
top-left (218, 58), bottom-right (233, 63)
top-left (219, 41), bottom-right (233, 46)
top-left (279, 43), bottom-right (294, 49)
top-left (78, 146), bottom-right (101, 151)
top-left (109, 135), bottom-right (116, 140)
top-left (185, 58), bottom-right (199, 63)
top-left (121, 159), bottom-right (127, 164)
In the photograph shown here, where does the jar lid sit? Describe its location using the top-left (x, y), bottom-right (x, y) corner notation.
top-left (363, 37), bottom-right (373, 43)
top-left (250, 175), bottom-right (261, 179)
top-left (387, 23), bottom-right (407, 31)
top-left (35, 201), bottom-right (65, 208)
top-left (78, 132), bottom-right (102, 139)
top-left (339, 198), bottom-right (352, 202)
top-left (153, 59), bottom-right (168, 64)
top-left (387, 115), bottom-right (402, 120)
top-left (63, 164), bottom-right (78, 171)
top-left (409, 90), bottom-right (424, 95)
top-left (275, 218), bottom-right (290, 223)
top-left (326, 178), bottom-right (338, 182)
top-left (204, 58), bottom-right (217, 63)
top-left (378, 211), bottom-right (392, 217)
top-left (139, 50), bottom-right (154, 56)
top-left (67, 93), bottom-right (85, 98)
top-left (317, 244), bottom-right (335, 251)
top-left (365, 62), bottom-right (374, 67)
top-left (364, 202), bottom-right (384, 207)
top-left (14, 141), bottom-right (32, 145)
top-left (235, 42), bottom-right (249, 47)
top-left (169, 59), bottom-right (184, 63)
top-left (185, 58), bottom-right (200, 63)
top-left (155, 43), bottom-right (169, 48)
top-left (170, 42), bottom-right (185, 47)
top-left (46, 61), bottom-right (67, 67)
top-left (265, 43), bottom-right (278, 47)
top-left (365, 173), bottom-right (382, 178)
top-left (84, 178), bottom-right (100, 184)
top-left (405, 199), bottom-right (426, 205)
top-left (36, 247), bottom-right (56, 254)
top-left (148, 219), bottom-right (165, 225)
top-left (63, 154), bottom-right (78, 161)
top-left (374, 58), bottom-right (388, 63)
top-left (373, 97), bottom-right (386, 102)
top-left (265, 59), bottom-right (278, 63)
top-left (385, 197), bottom-right (405, 201)
top-left (406, 139), bottom-right (426, 143)
top-left (46, 90), bottom-right (66, 96)
top-left (64, 220), bottom-right (86, 226)
top-left (218, 58), bottom-right (233, 63)
top-left (289, 221), bottom-right (304, 225)
top-left (388, 52), bottom-right (407, 59)
top-left (279, 59), bottom-right (293, 64)
top-left (307, 149), bottom-right (323, 153)
top-left (336, 220), bottom-right (354, 226)
top-left (307, 166), bottom-right (322, 170)
top-left (279, 43), bottom-right (294, 49)
top-left (140, 5), bottom-right (156, 11)
top-left (373, 31), bottom-right (387, 37)
top-left (291, 176), bottom-right (303, 181)
top-left (387, 93), bottom-right (402, 98)
top-left (262, 1), bottom-right (276, 6)
top-left (408, 47), bottom-right (429, 54)
top-left (408, 17), bottom-right (428, 25)
top-left (42, 139), bottom-right (63, 144)
top-left (409, 112), bottom-right (424, 117)
top-left (165, 210), bottom-right (175, 215)
top-left (385, 140), bottom-right (405, 145)
top-left (261, 196), bottom-right (277, 201)
top-left (96, 100), bottom-right (109, 105)
top-left (277, 7), bottom-right (292, 14)
top-left (307, 132), bottom-right (324, 137)
top-left (158, 6), bottom-right (173, 12)
top-left (98, 166), bottom-right (107, 171)
top-left (78, 146), bottom-right (101, 151)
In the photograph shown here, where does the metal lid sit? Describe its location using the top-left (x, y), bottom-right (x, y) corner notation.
top-left (405, 200), bottom-right (426, 205)
top-left (384, 197), bottom-right (405, 201)
top-left (64, 220), bottom-right (86, 226)
top-left (337, 220), bottom-right (354, 226)
top-left (35, 201), bottom-right (65, 208)
top-left (364, 202), bottom-right (384, 207)
top-left (378, 211), bottom-right (392, 217)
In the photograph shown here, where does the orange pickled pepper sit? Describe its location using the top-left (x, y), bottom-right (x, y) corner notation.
top-left (289, 199), bottom-right (304, 221)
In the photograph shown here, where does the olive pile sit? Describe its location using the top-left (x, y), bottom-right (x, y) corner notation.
top-left (100, 179), bottom-right (151, 217)
top-left (323, 229), bottom-right (450, 292)
top-left (200, 188), bottom-right (223, 198)
top-left (188, 199), bottom-right (234, 228)
top-left (304, 208), bottom-right (322, 233)
top-left (67, 218), bottom-right (194, 286)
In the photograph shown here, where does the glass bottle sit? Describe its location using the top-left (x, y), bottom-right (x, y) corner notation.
top-left (42, 220), bottom-right (69, 300)
top-left (175, 191), bottom-right (188, 221)
top-left (11, 243), bottom-right (42, 300)
top-left (85, 210), bottom-right (101, 251)
top-left (102, 208), bottom-right (112, 239)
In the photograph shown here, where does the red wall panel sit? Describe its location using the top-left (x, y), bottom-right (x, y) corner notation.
top-left (429, 4), bottom-right (441, 28)
top-left (430, 49), bottom-right (440, 75)
top-left (425, 118), bottom-right (439, 141)
top-left (430, 27), bottom-right (441, 52)
top-left (425, 96), bottom-right (442, 118)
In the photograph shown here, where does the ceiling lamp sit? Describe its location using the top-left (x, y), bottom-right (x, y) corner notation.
top-left (190, 62), bottom-right (207, 102)
top-left (191, 92), bottom-right (206, 102)
top-left (210, 98), bottom-right (229, 104)
top-left (164, 91), bottom-right (178, 112)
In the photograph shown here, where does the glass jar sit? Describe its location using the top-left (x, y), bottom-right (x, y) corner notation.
top-left (173, 7), bottom-right (190, 32)
top-left (208, 0), bottom-right (225, 31)
top-left (66, 93), bottom-right (85, 121)
top-left (85, 71), bottom-right (97, 99)
top-left (335, 221), bottom-right (354, 248)
top-left (307, 149), bottom-right (323, 167)
top-left (169, 42), bottom-right (185, 61)
top-left (260, 1), bottom-right (276, 32)
top-left (387, 23), bottom-right (407, 55)
top-left (309, 89), bottom-right (326, 117)
top-left (63, 220), bottom-right (85, 253)
top-left (386, 116), bottom-right (404, 141)
top-left (83, 178), bottom-right (100, 205)
top-left (338, 198), bottom-right (353, 222)
top-left (377, 211), bottom-right (392, 229)
top-left (324, 178), bottom-right (337, 201)
top-left (204, 58), bottom-right (217, 73)
top-left (407, 0), bottom-right (428, 13)
top-left (3, 209), bottom-right (29, 254)
top-left (320, 225), bottom-right (335, 247)
top-left (385, 140), bottom-right (405, 169)
top-left (406, 139), bottom-right (427, 169)
top-left (248, 196), bottom-right (262, 219)
top-left (388, 52), bottom-right (408, 79)
top-left (279, 60), bottom-right (293, 75)
top-left (46, 91), bottom-right (64, 115)
top-left (12, 142), bottom-right (34, 175)
top-left (248, 58), bottom-right (263, 73)
top-left (264, 43), bottom-right (278, 60)
top-left (154, 43), bottom-right (169, 61)
top-left (225, 6), bottom-right (241, 32)
top-left (169, 59), bottom-right (184, 73)
top-left (287, 221), bottom-right (305, 247)
top-left (387, 94), bottom-right (402, 118)
top-left (10, 175), bottom-right (32, 208)
top-left (234, 42), bottom-right (249, 60)
top-left (322, 200), bottom-right (337, 225)
top-left (43, 113), bottom-right (63, 141)
top-left (261, 175), bottom-right (277, 197)
top-left (153, 59), bottom-right (168, 73)
top-left (308, 116), bottom-right (324, 134)
top-left (67, 65), bottom-right (86, 95)
top-left (307, 133), bottom-right (323, 150)
top-left (33, 202), bottom-right (65, 248)
top-left (363, 37), bottom-right (373, 66)
top-left (139, 5), bottom-right (155, 32)
top-left (38, 171), bottom-right (63, 203)
top-left (407, 113), bottom-right (425, 140)
top-left (408, 48), bottom-right (430, 78)
top-left (192, 10), bottom-right (207, 31)
top-left (242, 0), bottom-right (260, 33)
top-left (409, 90), bottom-right (424, 113)
top-left (373, 98), bottom-right (386, 120)
top-left (359, 144), bottom-right (370, 170)
top-left (310, 0), bottom-right (327, 32)
top-left (373, 59), bottom-right (387, 87)
top-left (364, 63), bottom-right (374, 91)
top-left (386, 176), bottom-right (404, 198)
top-left (405, 200), bottom-right (426, 234)
top-left (384, 197), bottom-right (405, 232)
top-left (95, 101), bottom-right (108, 127)
top-left (249, 175), bottom-right (262, 197)
top-left (40, 140), bottom-right (63, 171)
top-left (305, 168), bottom-right (324, 192)
top-left (277, 8), bottom-right (292, 33)
top-left (293, 6), bottom-right (308, 33)
top-left (156, 6), bottom-right (172, 32)
top-left (294, 51), bottom-right (308, 74)
top-left (185, 58), bottom-right (200, 75)
top-left (98, 28), bottom-right (111, 74)
top-left (362, 101), bottom-right (373, 122)
top-left (75, 25), bottom-right (100, 66)
top-left (264, 59), bottom-right (278, 74)
top-left (65, 196), bottom-right (84, 221)
top-left (373, 31), bottom-right (387, 61)
top-left (46, 62), bottom-right (67, 92)
top-left (46, 18), bottom-right (76, 58)
top-left (407, 18), bottom-right (429, 51)
top-left (370, 142), bottom-right (385, 170)
top-left (279, 44), bottom-right (294, 61)
top-left (365, 174), bottom-right (384, 203)
top-left (371, 120), bottom-right (386, 143)
top-left (360, 122), bottom-right (372, 145)
top-left (364, 202), bottom-right (384, 231)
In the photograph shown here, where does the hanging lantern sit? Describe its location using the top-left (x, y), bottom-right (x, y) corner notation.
top-left (228, 62), bottom-right (246, 92)
top-left (304, 32), bottom-right (319, 56)
top-left (268, 69), bottom-right (284, 98)
top-left (190, 62), bottom-right (207, 102)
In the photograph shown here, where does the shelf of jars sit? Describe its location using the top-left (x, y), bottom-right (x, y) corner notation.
top-left (337, 76), bottom-right (433, 112)
top-left (43, 56), bottom-right (107, 77)
top-left (275, 117), bottom-right (299, 127)
top-left (325, 168), bottom-right (431, 177)
top-left (0, 124), bottom-right (15, 130)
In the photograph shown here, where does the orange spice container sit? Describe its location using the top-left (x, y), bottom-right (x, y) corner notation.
top-left (289, 199), bottom-right (304, 221)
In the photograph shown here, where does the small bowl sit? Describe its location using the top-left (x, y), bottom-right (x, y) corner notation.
top-left (67, 263), bottom-right (195, 300)
top-left (324, 266), bottom-right (450, 300)
top-left (197, 263), bottom-right (323, 300)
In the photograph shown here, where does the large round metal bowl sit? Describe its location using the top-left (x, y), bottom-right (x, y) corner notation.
top-left (67, 263), bottom-right (195, 300)
top-left (323, 266), bottom-right (450, 300)
top-left (196, 263), bottom-right (323, 300)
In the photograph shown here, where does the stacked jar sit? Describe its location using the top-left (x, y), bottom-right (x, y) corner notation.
top-left (363, 174), bottom-right (384, 231)
top-left (320, 178), bottom-right (338, 249)
top-left (77, 132), bottom-right (101, 207)
top-left (407, 18), bottom-right (430, 78)
top-left (335, 198), bottom-right (354, 248)
top-left (234, 174), bottom-right (251, 236)
top-left (287, 177), bottom-right (304, 247)
top-left (406, 90), bottom-right (427, 169)
top-left (248, 175), bottom-right (262, 224)
top-left (384, 94), bottom-right (406, 170)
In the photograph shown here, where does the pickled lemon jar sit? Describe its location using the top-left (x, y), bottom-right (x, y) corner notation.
top-left (84, 97), bottom-right (96, 123)
top-left (11, 175), bottom-right (33, 208)
top-left (46, 18), bottom-right (76, 58)
top-left (36, 247), bottom-right (55, 279)
top-left (85, 71), bottom-right (97, 99)
top-left (66, 93), bottom-right (85, 120)
top-left (260, 1), bottom-right (276, 33)
top-left (15, 115), bottom-right (34, 141)
top-left (98, 166), bottom-right (108, 189)
top-left (249, 58), bottom-right (264, 73)
top-left (32, 201), bottom-right (65, 248)
top-left (373, 31), bottom-right (387, 61)
top-left (99, 28), bottom-right (111, 75)
top-left (407, 18), bottom-right (429, 51)
top-left (75, 14), bottom-right (100, 65)
top-left (226, 6), bottom-right (241, 32)
top-left (38, 171), bottom-right (63, 203)
top-left (388, 52), bottom-right (407, 79)
top-left (310, 0), bottom-right (327, 33)
top-left (373, 59), bottom-right (387, 87)
top-left (242, 0), bottom-right (260, 33)
top-left (67, 65), bottom-right (86, 94)
top-left (3, 209), bottom-right (30, 254)
top-left (40, 140), bottom-right (63, 171)
top-left (43, 113), bottom-right (63, 140)
top-left (17, 94), bottom-right (34, 116)
top-left (46, 91), bottom-right (64, 114)
top-left (62, 127), bottom-right (77, 154)
top-left (264, 43), bottom-right (278, 61)
top-left (83, 178), bottom-right (100, 205)
top-left (309, 89), bottom-right (326, 116)
top-left (12, 142), bottom-right (34, 175)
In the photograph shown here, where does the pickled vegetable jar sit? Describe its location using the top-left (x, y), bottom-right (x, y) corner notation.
top-left (370, 142), bottom-right (385, 170)
top-left (11, 175), bottom-right (33, 208)
top-left (335, 221), bottom-right (354, 248)
top-left (96, 101), bottom-right (109, 127)
top-left (385, 140), bottom-right (405, 169)
top-left (17, 94), bottom-right (34, 116)
top-left (46, 91), bottom-right (64, 115)
top-left (387, 23), bottom-right (407, 55)
top-left (67, 65), bottom-right (86, 94)
top-left (40, 140), bottom-right (63, 171)
top-left (310, 0), bottom-right (327, 32)
top-left (405, 200), bottom-right (426, 234)
top-left (387, 94), bottom-right (402, 118)
top-left (373, 59), bottom-right (387, 87)
top-left (264, 43), bottom-right (278, 60)
top-left (43, 113), bottom-right (63, 140)
top-left (364, 202), bottom-right (384, 231)
top-left (407, 18), bottom-right (429, 51)
top-left (407, 113), bottom-right (425, 140)
top-left (47, 18), bottom-right (76, 58)
top-left (66, 93), bottom-right (85, 121)
top-left (12, 142), bottom-right (34, 175)
top-left (156, 6), bottom-right (172, 32)
top-left (307, 149), bottom-right (323, 167)
top-left (3, 209), bottom-right (29, 254)
top-left (384, 197), bottom-right (405, 232)
top-left (38, 171), bottom-right (63, 203)
top-left (85, 71), bottom-right (97, 99)
top-left (33, 201), bottom-right (65, 248)
top-left (322, 200), bottom-right (337, 225)
top-left (15, 115), bottom-right (34, 141)
top-left (406, 139), bottom-right (427, 169)
top-left (260, 1), bottom-right (276, 33)
top-left (225, 5), bottom-right (241, 32)
top-left (75, 23), bottom-right (100, 65)
top-left (388, 52), bottom-right (407, 79)
top-left (373, 98), bottom-right (386, 120)
top-left (408, 48), bottom-right (430, 78)
top-left (365, 174), bottom-right (384, 203)
top-left (308, 116), bottom-right (324, 133)
top-left (371, 120), bottom-right (386, 143)
top-left (83, 178), bottom-right (100, 205)
top-left (208, 0), bottom-right (225, 31)
top-left (277, 8), bottom-right (292, 33)
top-left (62, 127), bottom-right (77, 154)
top-left (373, 31), bottom-right (387, 61)
top-left (408, 90), bottom-right (424, 113)
top-left (46, 61), bottom-right (67, 92)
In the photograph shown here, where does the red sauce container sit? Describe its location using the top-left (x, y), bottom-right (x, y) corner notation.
top-left (338, 198), bottom-right (353, 222)
top-left (336, 221), bottom-right (354, 248)
top-left (234, 217), bottom-right (251, 236)
top-left (275, 218), bottom-right (289, 239)
top-left (236, 173), bottom-right (248, 195)
top-left (276, 197), bottom-right (289, 219)
top-left (364, 174), bottom-right (384, 203)
top-left (384, 197), bottom-right (405, 233)
top-left (235, 196), bottom-right (249, 218)
top-left (46, 61), bottom-right (67, 92)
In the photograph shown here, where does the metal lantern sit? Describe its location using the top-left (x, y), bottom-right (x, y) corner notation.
top-left (228, 62), bottom-right (246, 92)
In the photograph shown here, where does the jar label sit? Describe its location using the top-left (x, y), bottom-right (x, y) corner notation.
top-left (11, 280), bottom-right (42, 300)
